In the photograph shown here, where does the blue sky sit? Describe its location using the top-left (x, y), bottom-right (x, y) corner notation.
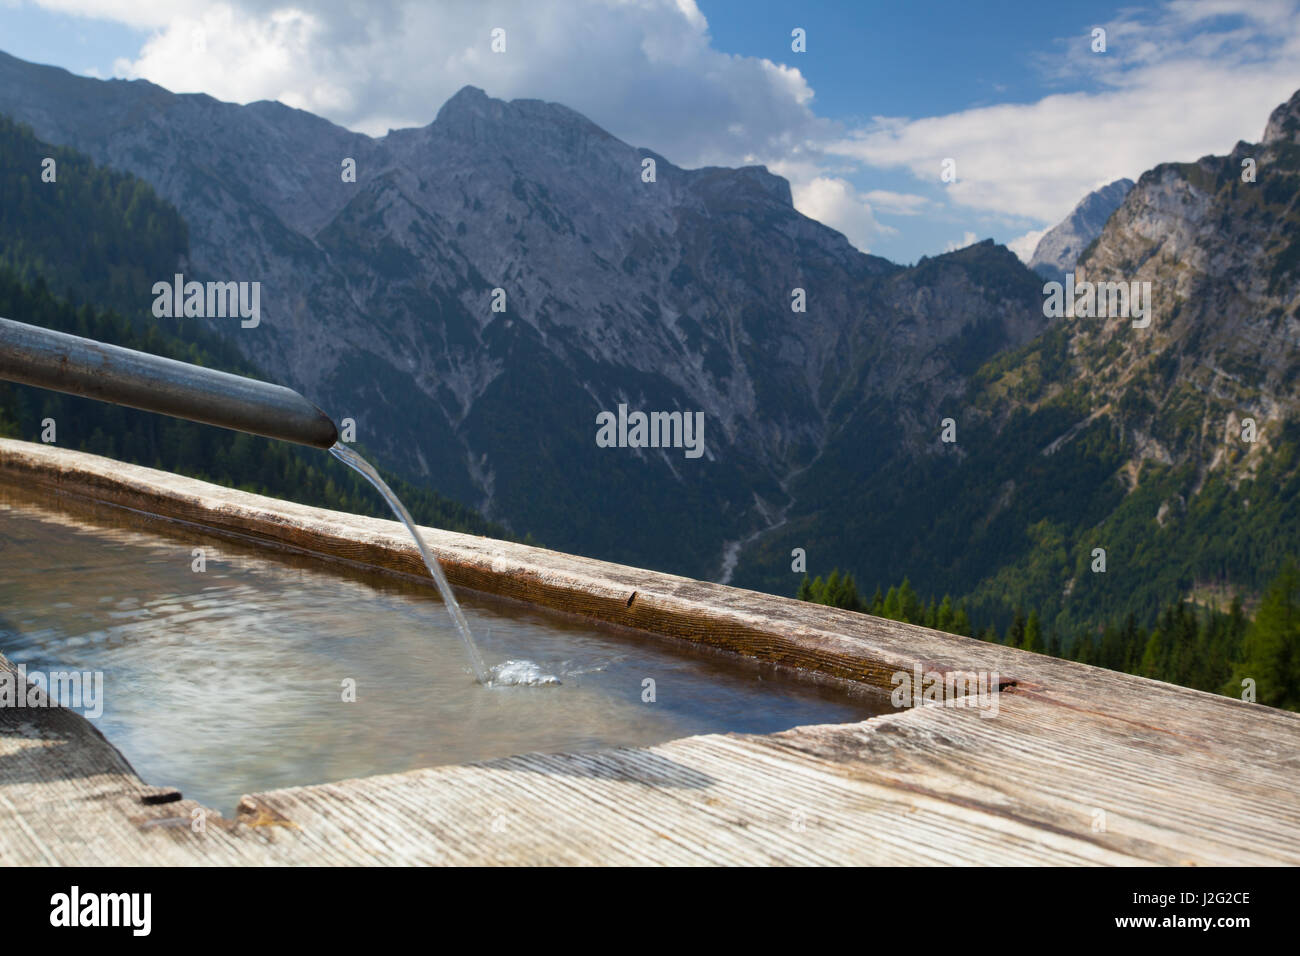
top-left (0, 3), bottom-right (145, 75)
top-left (701, 0), bottom-right (1132, 118)
top-left (1, 0), bottom-right (1297, 263)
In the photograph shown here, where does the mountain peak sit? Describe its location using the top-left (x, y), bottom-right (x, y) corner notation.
top-left (687, 163), bottom-right (793, 207)
top-left (1028, 177), bottom-right (1134, 279)
top-left (1262, 88), bottom-right (1300, 146)
top-left (430, 85), bottom-right (606, 145)
top-left (436, 85), bottom-right (492, 120)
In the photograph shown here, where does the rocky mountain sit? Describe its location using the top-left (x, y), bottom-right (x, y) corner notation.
top-left (735, 90), bottom-right (1300, 636)
top-left (6, 45), bottom-right (1289, 637)
top-left (0, 50), bottom-right (1050, 580)
top-left (1068, 96), bottom-right (1299, 476)
top-left (0, 113), bottom-right (506, 539)
top-left (1028, 177), bottom-right (1134, 279)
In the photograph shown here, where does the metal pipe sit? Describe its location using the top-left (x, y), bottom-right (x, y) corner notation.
top-left (0, 316), bottom-right (338, 449)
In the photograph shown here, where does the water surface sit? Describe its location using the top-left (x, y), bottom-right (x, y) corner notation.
top-left (329, 441), bottom-right (492, 683)
top-left (0, 482), bottom-right (887, 812)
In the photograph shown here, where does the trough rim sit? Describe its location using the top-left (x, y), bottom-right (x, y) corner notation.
top-left (1, 436), bottom-right (1292, 722)
top-left (3, 437), bottom-right (1300, 867)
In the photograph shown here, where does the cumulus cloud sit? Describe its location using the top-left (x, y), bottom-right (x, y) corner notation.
top-left (861, 189), bottom-right (930, 216)
top-left (75, 0), bottom-right (834, 170)
top-left (944, 231), bottom-right (979, 253)
top-left (826, 0), bottom-right (1300, 224)
top-left (25, 0), bottom-right (1300, 257)
top-left (790, 176), bottom-right (894, 252)
top-left (1007, 228), bottom-right (1048, 263)
top-left (40, 0), bottom-right (892, 246)
top-left (112, 5), bottom-right (350, 115)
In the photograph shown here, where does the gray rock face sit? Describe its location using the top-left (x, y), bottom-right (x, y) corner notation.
top-left (1263, 88), bottom-right (1300, 146)
top-left (0, 51), bottom-right (1049, 579)
top-left (1069, 99), bottom-right (1300, 475)
top-left (729, 85), bottom-right (1300, 610)
top-left (1029, 178), bottom-right (1134, 280)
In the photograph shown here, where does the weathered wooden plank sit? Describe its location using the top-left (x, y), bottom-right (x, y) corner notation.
top-left (226, 690), bottom-right (1298, 866)
top-left (1, 437), bottom-right (1298, 866)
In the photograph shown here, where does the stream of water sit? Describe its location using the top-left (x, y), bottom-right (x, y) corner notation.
top-left (328, 442), bottom-right (558, 686)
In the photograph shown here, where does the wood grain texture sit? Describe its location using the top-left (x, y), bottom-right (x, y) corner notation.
top-left (1, 438), bottom-right (1297, 865)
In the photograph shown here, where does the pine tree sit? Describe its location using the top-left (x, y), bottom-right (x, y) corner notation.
top-left (922, 597), bottom-right (937, 629)
top-left (882, 585), bottom-right (901, 621)
top-left (1022, 610), bottom-right (1042, 653)
top-left (1229, 559), bottom-right (1300, 710)
top-left (1075, 633), bottom-right (1098, 665)
top-left (829, 570), bottom-right (861, 610)
top-left (1138, 629), bottom-right (1165, 680)
top-left (824, 570), bottom-right (841, 606)
top-left (897, 578), bottom-right (922, 623)
top-left (1005, 609), bottom-right (1026, 649)
top-left (935, 595), bottom-right (955, 634)
top-left (807, 574), bottom-right (826, 604)
top-left (1119, 612), bottom-right (1141, 673)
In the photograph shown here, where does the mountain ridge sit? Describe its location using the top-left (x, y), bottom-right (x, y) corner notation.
top-left (0, 49), bottom-right (1049, 580)
top-left (735, 86), bottom-right (1300, 636)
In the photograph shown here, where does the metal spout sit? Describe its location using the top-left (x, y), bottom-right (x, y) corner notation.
top-left (0, 316), bottom-right (338, 449)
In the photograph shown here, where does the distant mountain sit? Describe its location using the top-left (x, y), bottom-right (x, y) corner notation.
top-left (1028, 178), bottom-right (1134, 280)
top-left (738, 90), bottom-right (1300, 636)
top-left (6, 46), bottom-right (1290, 642)
top-left (0, 51), bottom-right (1050, 580)
top-left (0, 113), bottom-right (507, 539)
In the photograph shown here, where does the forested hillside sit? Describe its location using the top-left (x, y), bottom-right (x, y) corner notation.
top-left (798, 560), bottom-right (1300, 711)
top-left (0, 59), bottom-right (1055, 578)
top-left (0, 116), bottom-right (505, 538)
top-left (764, 92), bottom-right (1300, 665)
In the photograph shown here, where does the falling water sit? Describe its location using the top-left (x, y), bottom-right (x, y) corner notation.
top-left (328, 442), bottom-right (491, 682)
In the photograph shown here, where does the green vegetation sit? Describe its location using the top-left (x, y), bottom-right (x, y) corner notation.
top-left (798, 560), bottom-right (1300, 711)
top-left (797, 569), bottom-right (972, 637)
top-left (762, 124), bottom-right (1300, 659)
top-left (0, 270), bottom-right (507, 537)
top-left (1229, 560), bottom-right (1300, 711)
top-left (0, 115), bottom-right (505, 539)
top-left (0, 115), bottom-right (186, 316)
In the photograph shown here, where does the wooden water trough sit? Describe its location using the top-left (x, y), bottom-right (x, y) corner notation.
top-left (1, 436), bottom-right (1298, 865)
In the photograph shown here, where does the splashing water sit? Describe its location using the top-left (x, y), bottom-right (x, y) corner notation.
top-left (329, 443), bottom-right (559, 686)
top-left (329, 442), bottom-right (498, 682)
top-left (488, 660), bottom-right (562, 686)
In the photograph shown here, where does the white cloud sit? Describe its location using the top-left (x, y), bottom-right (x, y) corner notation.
top-left (25, 0), bottom-right (1300, 257)
top-left (828, 0), bottom-right (1300, 224)
top-left (111, 5), bottom-right (349, 116)
top-left (790, 177), bottom-right (893, 252)
top-left (861, 189), bottom-right (930, 216)
top-left (80, 0), bottom-right (834, 170)
top-left (944, 231), bottom-right (979, 253)
top-left (1007, 228), bottom-right (1047, 263)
